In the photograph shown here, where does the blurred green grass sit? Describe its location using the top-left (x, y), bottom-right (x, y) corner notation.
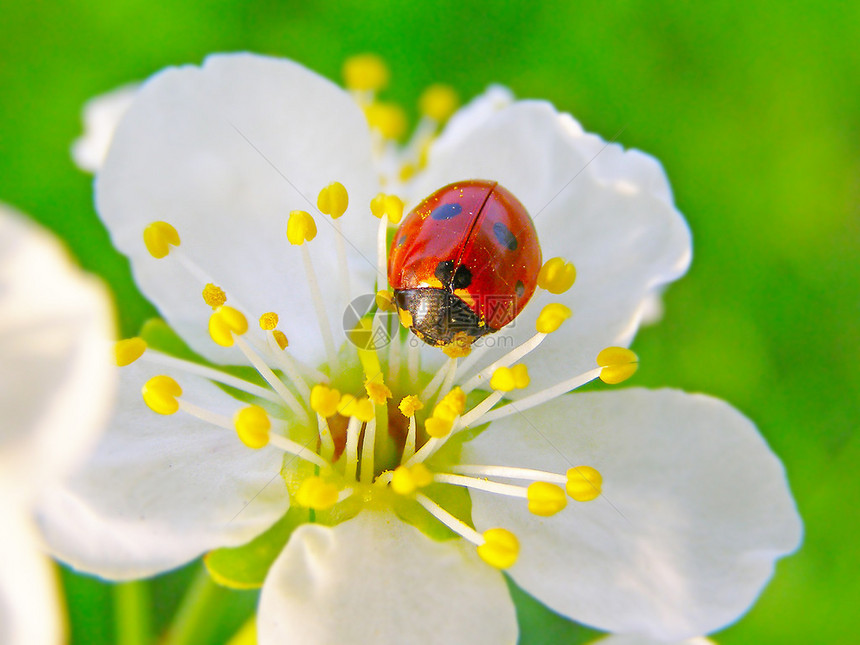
top-left (1, 1), bottom-right (856, 643)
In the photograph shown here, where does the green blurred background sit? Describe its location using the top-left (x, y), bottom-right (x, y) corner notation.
top-left (1, 1), bottom-right (856, 643)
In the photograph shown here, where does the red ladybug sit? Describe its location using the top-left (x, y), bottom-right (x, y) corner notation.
top-left (388, 179), bottom-right (542, 348)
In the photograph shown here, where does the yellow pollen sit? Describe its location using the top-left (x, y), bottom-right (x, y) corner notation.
top-left (142, 221), bottom-right (180, 259)
top-left (432, 401), bottom-right (458, 424)
top-left (424, 416), bottom-right (453, 438)
top-left (419, 84), bottom-right (459, 122)
top-left (114, 337), bottom-right (147, 366)
top-left (397, 307), bottom-right (413, 329)
top-left (294, 476), bottom-right (340, 511)
top-left (442, 338), bottom-right (472, 359)
top-left (339, 394), bottom-right (375, 422)
top-left (259, 312), bottom-right (279, 330)
top-left (477, 528), bottom-right (519, 569)
top-left (441, 387), bottom-right (466, 415)
top-left (342, 53), bottom-right (389, 91)
top-left (596, 347), bottom-right (639, 384)
top-left (142, 375), bottom-right (182, 415)
top-left (317, 182), bottom-right (349, 219)
top-left (375, 290), bottom-right (396, 312)
top-left (537, 257), bottom-right (577, 294)
top-left (398, 163), bottom-right (416, 182)
top-left (365, 380), bottom-right (392, 405)
top-left (490, 364), bottom-right (531, 392)
top-left (364, 102), bottom-right (407, 140)
top-left (527, 481), bottom-right (568, 516)
top-left (398, 395), bottom-right (423, 417)
top-left (208, 306), bottom-right (249, 347)
top-left (370, 193), bottom-right (405, 224)
top-left (390, 463), bottom-right (433, 495)
top-left (310, 385), bottom-right (341, 418)
top-left (287, 210), bottom-right (317, 245)
top-left (272, 330), bottom-right (289, 350)
top-left (566, 466), bottom-right (603, 502)
top-left (234, 405), bottom-right (271, 449)
top-left (535, 303), bottom-right (572, 334)
top-left (202, 283), bottom-right (227, 309)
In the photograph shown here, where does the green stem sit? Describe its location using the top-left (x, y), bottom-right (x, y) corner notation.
top-left (113, 580), bottom-right (151, 645)
top-left (162, 566), bottom-right (220, 645)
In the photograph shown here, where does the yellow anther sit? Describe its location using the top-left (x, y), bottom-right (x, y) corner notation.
top-left (114, 337), bottom-right (147, 366)
top-left (425, 416), bottom-right (453, 438)
top-left (272, 330), bottom-right (289, 350)
top-left (537, 257), bottom-right (577, 294)
top-left (259, 312), bottom-right (279, 331)
top-left (490, 364), bottom-right (531, 392)
top-left (365, 380), bottom-right (392, 405)
top-left (432, 401), bottom-right (459, 424)
top-left (566, 466), bottom-right (603, 502)
top-left (390, 463), bottom-right (434, 496)
top-left (294, 476), bottom-right (340, 511)
top-left (143, 221), bottom-right (180, 259)
top-left (398, 163), bottom-right (416, 182)
top-left (339, 394), bottom-right (375, 422)
top-left (234, 405), bottom-right (271, 449)
top-left (596, 347), bottom-right (639, 384)
top-left (310, 385), bottom-right (341, 418)
top-left (202, 283), bottom-right (227, 309)
top-left (442, 339), bottom-right (471, 359)
top-left (370, 193), bottom-right (405, 224)
top-left (208, 306), bottom-right (248, 347)
top-left (419, 84), bottom-right (459, 122)
top-left (477, 528), bottom-right (519, 569)
top-left (343, 53), bottom-right (389, 91)
top-left (535, 303), bottom-right (572, 334)
top-left (397, 307), bottom-right (413, 329)
top-left (398, 395), bottom-right (423, 417)
top-left (376, 290), bottom-right (396, 312)
top-left (364, 102), bottom-right (407, 140)
top-left (527, 481), bottom-right (568, 516)
top-left (142, 375), bottom-right (182, 415)
top-left (287, 210), bottom-right (317, 245)
top-left (441, 387), bottom-right (466, 415)
top-left (317, 182), bottom-right (349, 219)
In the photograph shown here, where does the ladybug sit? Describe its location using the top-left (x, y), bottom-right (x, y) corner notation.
top-left (388, 179), bottom-right (542, 348)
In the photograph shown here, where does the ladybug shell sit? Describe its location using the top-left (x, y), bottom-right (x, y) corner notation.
top-left (388, 180), bottom-right (541, 345)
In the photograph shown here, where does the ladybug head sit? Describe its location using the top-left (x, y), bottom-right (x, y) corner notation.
top-left (394, 288), bottom-right (492, 348)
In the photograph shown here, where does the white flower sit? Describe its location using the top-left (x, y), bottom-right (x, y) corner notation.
top-left (71, 83), bottom-right (138, 173)
top-left (40, 54), bottom-right (801, 644)
top-left (0, 204), bottom-right (115, 645)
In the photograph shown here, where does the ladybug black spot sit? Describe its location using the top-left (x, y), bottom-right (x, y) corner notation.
top-left (435, 260), bottom-right (455, 284)
top-left (515, 280), bottom-right (525, 298)
top-left (431, 202), bottom-right (463, 220)
top-left (452, 265), bottom-right (472, 289)
top-left (493, 222), bottom-right (518, 251)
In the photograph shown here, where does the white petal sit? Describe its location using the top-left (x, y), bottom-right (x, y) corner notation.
top-left (412, 102), bottom-right (691, 393)
top-left (71, 83), bottom-right (138, 173)
top-left (0, 205), bottom-right (115, 491)
top-left (462, 388), bottom-right (802, 640)
top-left (37, 360), bottom-right (288, 579)
top-left (97, 54), bottom-right (380, 367)
top-left (258, 509), bottom-right (517, 645)
top-left (589, 636), bottom-right (715, 645)
top-left (434, 84), bottom-right (514, 149)
top-left (0, 498), bottom-right (63, 645)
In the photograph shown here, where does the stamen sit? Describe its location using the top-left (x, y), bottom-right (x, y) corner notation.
top-left (364, 102), bottom-right (407, 140)
top-left (526, 481), bottom-right (567, 516)
top-left (537, 257), bottom-right (577, 294)
top-left (398, 395), bottom-right (423, 462)
top-left (419, 356), bottom-right (456, 401)
top-left (477, 528), bottom-right (519, 569)
top-left (414, 493), bottom-right (483, 545)
top-left (423, 387), bottom-right (465, 438)
top-left (259, 312), bottom-right (279, 331)
top-left (202, 283), bottom-right (227, 309)
top-left (418, 84), bottom-right (459, 124)
top-left (342, 54), bottom-right (389, 93)
top-left (267, 434), bottom-right (330, 470)
top-left (365, 380), bottom-right (392, 405)
top-left (317, 182), bottom-right (351, 304)
top-left (566, 466), bottom-right (603, 501)
top-left (316, 414), bottom-right (336, 462)
top-left (143, 221), bottom-right (180, 258)
top-left (476, 367), bottom-right (603, 425)
top-left (233, 336), bottom-right (307, 419)
top-left (310, 384), bottom-right (341, 418)
top-left (390, 463), bottom-right (433, 495)
top-left (294, 476), bottom-right (340, 510)
top-left (208, 306), bottom-right (248, 347)
top-left (359, 417), bottom-right (377, 482)
top-left (596, 346), bottom-right (639, 384)
top-left (115, 337), bottom-right (147, 366)
top-left (234, 404), bottom-right (272, 449)
top-left (287, 211), bottom-right (338, 371)
top-left (142, 375), bottom-right (181, 415)
top-left (343, 416), bottom-right (362, 482)
top-left (450, 464), bottom-right (566, 484)
top-left (407, 339), bottom-right (420, 386)
top-left (178, 399), bottom-right (233, 429)
top-left (433, 473), bottom-right (528, 499)
top-left (535, 302), bottom-right (572, 333)
top-left (489, 364), bottom-right (530, 392)
top-left (403, 416), bottom-right (417, 461)
top-left (371, 193), bottom-right (404, 289)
